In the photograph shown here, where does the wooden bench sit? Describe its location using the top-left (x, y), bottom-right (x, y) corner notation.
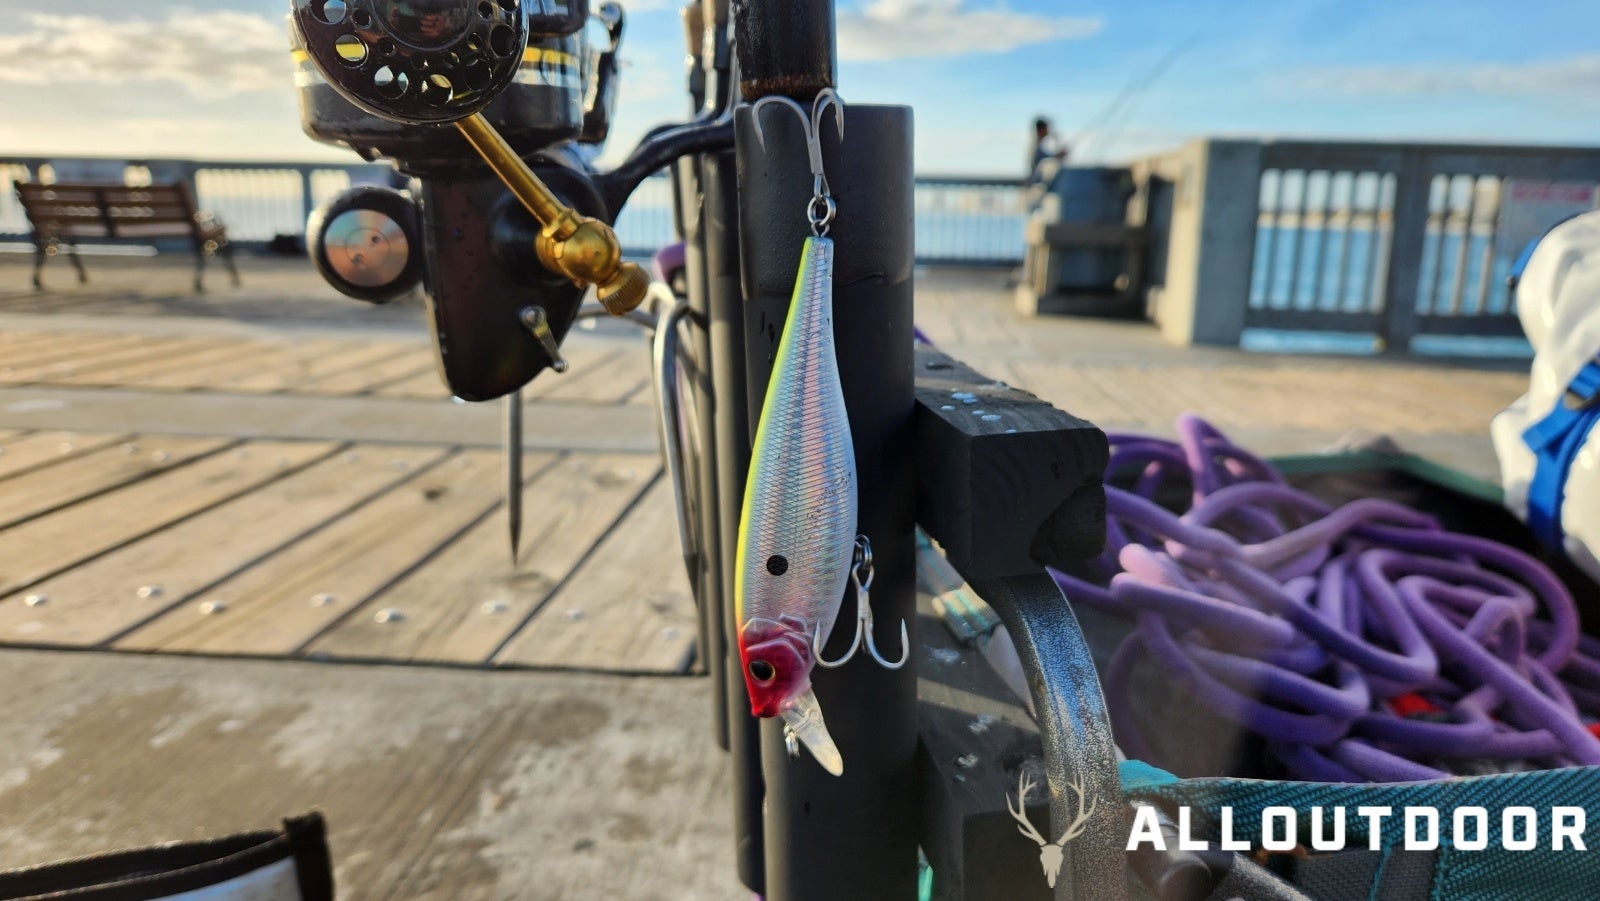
top-left (13, 181), bottom-right (240, 293)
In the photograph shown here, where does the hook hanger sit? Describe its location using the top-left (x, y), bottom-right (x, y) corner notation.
top-left (814, 535), bottom-right (910, 670)
top-left (751, 88), bottom-right (845, 235)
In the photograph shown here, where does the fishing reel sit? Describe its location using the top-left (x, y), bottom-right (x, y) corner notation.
top-left (291, 0), bottom-right (645, 400)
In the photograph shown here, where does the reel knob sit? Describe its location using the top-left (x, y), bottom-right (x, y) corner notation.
top-left (307, 185), bottom-right (423, 303)
top-left (290, 0), bottom-right (528, 124)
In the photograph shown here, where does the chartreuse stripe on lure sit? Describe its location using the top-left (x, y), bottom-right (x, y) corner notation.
top-left (734, 235), bottom-right (856, 777)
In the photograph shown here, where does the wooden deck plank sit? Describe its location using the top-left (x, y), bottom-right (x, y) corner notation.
top-left (0, 334), bottom-right (153, 377)
top-left (0, 336), bottom-right (204, 385)
top-left (213, 340), bottom-right (415, 393)
top-left (131, 341), bottom-right (341, 391)
top-left (1, 333), bottom-right (136, 368)
top-left (0, 330), bottom-right (69, 348)
top-left (539, 343), bottom-right (650, 404)
top-left (305, 452), bottom-right (658, 666)
top-left (367, 364), bottom-right (448, 399)
top-left (0, 431), bottom-right (132, 482)
top-left (0, 331), bottom-right (136, 355)
top-left (0, 443), bottom-right (444, 647)
top-left (0, 435), bottom-right (232, 530)
top-left (521, 345), bottom-right (622, 400)
top-left (120, 448), bottom-right (521, 656)
top-left (291, 349), bottom-right (434, 396)
top-left (493, 479), bottom-right (696, 674)
top-left (55, 340), bottom-right (281, 388)
top-left (0, 288), bottom-right (137, 313)
top-left (1006, 361), bottom-right (1128, 426)
top-left (0, 439), bottom-right (337, 601)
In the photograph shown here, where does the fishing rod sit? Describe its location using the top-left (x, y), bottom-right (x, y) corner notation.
top-left (1067, 8), bottom-right (1219, 160)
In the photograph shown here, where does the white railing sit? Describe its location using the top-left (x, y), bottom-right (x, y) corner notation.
top-left (2, 155), bottom-right (1027, 265)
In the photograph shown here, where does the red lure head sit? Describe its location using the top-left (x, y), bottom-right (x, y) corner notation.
top-left (738, 616), bottom-right (813, 718)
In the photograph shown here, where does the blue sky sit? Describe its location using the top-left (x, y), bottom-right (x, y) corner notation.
top-left (0, 0), bottom-right (1595, 174)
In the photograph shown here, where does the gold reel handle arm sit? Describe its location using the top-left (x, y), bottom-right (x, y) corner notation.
top-left (455, 114), bottom-right (648, 315)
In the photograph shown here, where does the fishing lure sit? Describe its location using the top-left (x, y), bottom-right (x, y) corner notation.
top-left (735, 90), bottom-right (906, 777)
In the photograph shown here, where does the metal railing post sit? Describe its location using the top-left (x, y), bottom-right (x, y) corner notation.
top-left (300, 167), bottom-right (317, 227)
top-left (1380, 151), bottom-right (1431, 353)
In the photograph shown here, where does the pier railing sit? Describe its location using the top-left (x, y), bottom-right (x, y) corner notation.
top-left (1134, 139), bottom-right (1600, 352)
top-left (1, 156), bottom-right (1025, 267)
top-left (0, 157), bottom-right (391, 246)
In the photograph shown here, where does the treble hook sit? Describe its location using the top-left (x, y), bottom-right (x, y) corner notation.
top-left (814, 535), bottom-right (910, 670)
top-left (751, 88), bottom-right (845, 234)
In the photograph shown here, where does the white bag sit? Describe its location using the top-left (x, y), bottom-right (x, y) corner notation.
top-left (1491, 209), bottom-right (1600, 582)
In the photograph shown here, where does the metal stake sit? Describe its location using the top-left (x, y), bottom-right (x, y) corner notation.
top-left (506, 305), bottom-right (571, 566)
top-left (505, 389), bottom-right (522, 566)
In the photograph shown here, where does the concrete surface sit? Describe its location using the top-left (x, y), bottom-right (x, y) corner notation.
top-left (0, 649), bottom-right (744, 901)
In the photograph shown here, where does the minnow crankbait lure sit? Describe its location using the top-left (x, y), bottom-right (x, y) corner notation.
top-left (735, 90), bottom-right (906, 777)
top-left (736, 234), bottom-right (856, 775)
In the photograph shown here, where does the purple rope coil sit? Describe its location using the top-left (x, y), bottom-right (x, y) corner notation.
top-left (1052, 413), bottom-right (1600, 783)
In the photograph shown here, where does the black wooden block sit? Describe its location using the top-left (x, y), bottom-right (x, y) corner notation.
top-left (913, 346), bottom-right (1109, 581)
top-left (915, 609), bottom-right (1053, 901)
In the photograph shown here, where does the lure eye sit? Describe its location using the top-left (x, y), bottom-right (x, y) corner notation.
top-left (749, 659), bottom-right (776, 683)
top-left (766, 555), bottom-right (789, 576)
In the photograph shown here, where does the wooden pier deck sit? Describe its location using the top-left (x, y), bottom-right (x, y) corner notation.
top-left (0, 253), bottom-right (1529, 898)
top-left (0, 257), bottom-right (692, 674)
top-left (0, 255), bottom-right (1527, 666)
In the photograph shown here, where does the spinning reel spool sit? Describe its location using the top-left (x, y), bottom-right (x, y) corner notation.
top-left (293, 0), bottom-right (553, 125)
top-left (292, 0), bottom-right (589, 171)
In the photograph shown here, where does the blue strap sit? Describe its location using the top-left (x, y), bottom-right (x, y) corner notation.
top-left (1523, 358), bottom-right (1600, 552)
top-left (1507, 211), bottom-right (1585, 304)
top-left (1508, 235), bottom-right (1544, 292)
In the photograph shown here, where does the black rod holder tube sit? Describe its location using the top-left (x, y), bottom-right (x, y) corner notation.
top-left (733, 0), bottom-right (835, 101)
top-left (705, 148), bottom-right (766, 893)
top-left (736, 103), bottom-right (919, 901)
top-left (674, 154), bottom-right (730, 753)
top-left (702, 6), bottom-right (733, 117)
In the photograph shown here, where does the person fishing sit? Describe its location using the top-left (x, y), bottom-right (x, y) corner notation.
top-left (1024, 116), bottom-right (1070, 216)
top-left (1026, 116), bottom-right (1069, 187)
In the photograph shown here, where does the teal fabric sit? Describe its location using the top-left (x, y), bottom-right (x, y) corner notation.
top-left (1122, 766), bottom-right (1600, 900)
top-left (1119, 758), bottom-right (1181, 793)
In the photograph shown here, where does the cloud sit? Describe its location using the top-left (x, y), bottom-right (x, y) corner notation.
top-left (1293, 54), bottom-right (1600, 98)
top-left (838, 0), bottom-right (1101, 62)
top-left (0, 114), bottom-right (353, 163)
top-left (0, 10), bottom-right (292, 99)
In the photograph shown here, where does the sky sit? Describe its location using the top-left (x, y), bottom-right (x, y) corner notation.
top-left (0, 0), bottom-right (1596, 175)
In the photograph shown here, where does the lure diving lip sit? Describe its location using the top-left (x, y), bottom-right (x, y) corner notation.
top-left (735, 235), bottom-right (855, 776)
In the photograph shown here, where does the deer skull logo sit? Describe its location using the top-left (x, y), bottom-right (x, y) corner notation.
top-left (1006, 770), bottom-right (1097, 888)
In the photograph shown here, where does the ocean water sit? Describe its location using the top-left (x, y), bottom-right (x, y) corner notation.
top-left (614, 185), bottom-right (1029, 263)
